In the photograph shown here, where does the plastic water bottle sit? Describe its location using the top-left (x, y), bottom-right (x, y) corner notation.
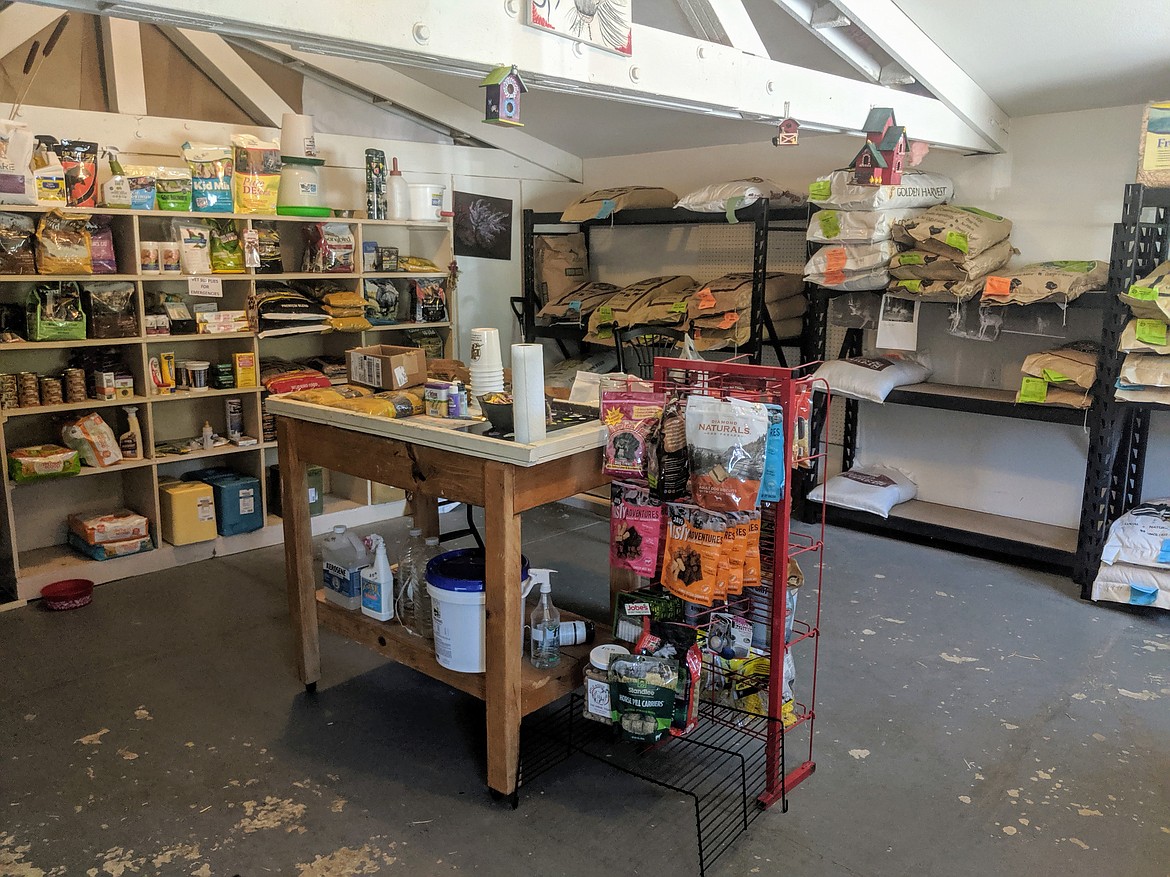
top-left (413, 536), bottom-right (441, 641)
top-left (529, 568), bottom-right (560, 669)
top-left (395, 526), bottom-right (425, 633)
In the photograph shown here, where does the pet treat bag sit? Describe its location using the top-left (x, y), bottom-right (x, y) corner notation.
top-left (724, 513), bottom-right (750, 595)
top-left (759, 404), bottom-right (787, 503)
top-left (685, 394), bottom-right (769, 511)
top-left (661, 503), bottom-right (726, 606)
top-left (608, 653), bottom-right (678, 743)
top-left (647, 395), bottom-right (689, 500)
top-left (743, 512), bottom-right (762, 587)
top-left (610, 481), bottom-right (663, 578)
top-left (602, 391), bottom-right (665, 482)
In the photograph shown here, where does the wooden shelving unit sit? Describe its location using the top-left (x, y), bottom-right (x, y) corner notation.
top-left (0, 204), bottom-right (453, 601)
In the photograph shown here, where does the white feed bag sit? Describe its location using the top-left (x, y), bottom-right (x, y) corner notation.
top-left (1092, 562), bottom-right (1170, 609)
top-left (807, 208), bottom-right (924, 244)
top-left (807, 466), bottom-right (917, 518)
top-left (808, 169), bottom-right (954, 211)
top-left (1100, 500), bottom-right (1170, 569)
top-left (811, 356), bottom-right (931, 402)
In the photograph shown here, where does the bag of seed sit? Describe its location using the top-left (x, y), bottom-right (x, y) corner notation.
top-left (231, 135), bottom-right (281, 214)
top-left (601, 391), bottom-right (665, 482)
top-left (610, 481), bottom-right (663, 578)
top-left (608, 653), bottom-right (678, 743)
top-left (254, 221), bottom-right (283, 273)
top-left (661, 503), bottom-right (726, 606)
top-left (209, 219), bottom-right (245, 273)
top-left (685, 394), bottom-right (769, 512)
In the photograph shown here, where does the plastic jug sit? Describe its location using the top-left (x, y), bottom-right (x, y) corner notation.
top-left (322, 524), bottom-right (371, 611)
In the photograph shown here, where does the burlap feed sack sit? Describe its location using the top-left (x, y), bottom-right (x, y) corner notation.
top-left (1120, 260), bottom-right (1170, 322)
top-left (1016, 383), bottom-right (1091, 409)
top-left (889, 238), bottom-right (1014, 282)
top-left (981, 260), bottom-right (1109, 306)
top-left (886, 277), bottom-right (984, 303)
top-left (1137, 101), bottom-right (1170, 188)
top-left (687, 272), bottom-right (803, 320)
top-left (1021, 341), bottom-right (1100, 390)
top-left (533, 233), bottom-right (587, 305)
top-left (806, 208), bottom-right (924, 244)
top-left (805, 240), bottom-right (898, 278)
top-left (1121, 352), bottom-right (1170, 388)
top-left (584, 275), bottom-right (695, 344)
top-left (692, 320), bottom-right (752, 351)
top-left (806, 268), bottom-right (889, 292)
top-left (891, 205), bottom-right (1012, 259)
top-left (624, 279), bottom-right (699, 327)
top-left (808, 169), bottom-right (953, 211)
top-left (771, 316), bottom-right (804, 339)
top-left (768, 295), bottom-right (808, 322)
top-left (561, 186), bottom-right (677, 222)
top-left (537, 281), bottom-right (621, 324)
top-left (1120, 319), bottom-right (1170, 355)
top-left (1116, 385), bottom-right (1170, 405)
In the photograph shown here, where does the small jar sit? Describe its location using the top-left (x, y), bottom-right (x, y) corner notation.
top-left (582, 643), bottom-right (629, 725)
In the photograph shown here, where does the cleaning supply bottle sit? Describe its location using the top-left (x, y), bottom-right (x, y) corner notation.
top-left (118, 406), bottom-right (142, 459)
top-left (101, 147), bottom-right (132, 209)
top-left (322, 524), bottom-right (371, 611)
top-left (387, 157), bottom-right (410, 220)
top-left (529, 568), bottom-right (561, 669)
top-left (201, 420), bottom-right (214, 450)
top-left (360, 534), bottom-right (395, 621)
top-left (413, 535), bottom-right (441, 641)
top-left (395, 524), bottom-right (426, 633)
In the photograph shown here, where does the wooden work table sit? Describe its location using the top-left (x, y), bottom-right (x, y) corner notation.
top-left (269, 397), bottom-right (609, 799)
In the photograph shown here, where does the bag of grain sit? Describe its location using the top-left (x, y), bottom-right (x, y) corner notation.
top-left (534, 233), bottom-right (587, 305)
top-left (807, 208), bottom-right (924, 244)
top-left (561, 186), bottom-right (677, 222)
top-left (675, 178), bottom-right (803, 214)
top-left (1021, 340), bottom-right (1100, 390)
top-left (888, 238), bottom-right (1014, 281)
top-left (687, 272), bottom-right (803, 320)
top-left (624, 279), bottom-right (699, 327)
top-left (1119, 319), bottom-right (1170, 355)
top-left (891, 205), bottom-right (1012, 259)
top-left (808, 169), bottom-right (953, 211)
top-left (981, 260), bottom-right (1109, 306)
top-left (584, 275), bottom-right (695, 344)
top-left (537, 280), bottom-right (621, 325)
top-left (1120, 260), bottom-right (1170, 322)
top-left (1120, 352), bottom-right (1170, 388)
top-left (886, 277), bottom-right (985, 303)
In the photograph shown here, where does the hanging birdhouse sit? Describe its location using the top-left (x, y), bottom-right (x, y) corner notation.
top-left (772, 117), bottom-right (801, 147)
top-left (848, 107), bottom-right (908, 186)
top-left (480, 64), bottom-right (527, 127)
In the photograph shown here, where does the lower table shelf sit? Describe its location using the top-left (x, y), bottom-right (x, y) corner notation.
top-left (314, 590), bottom-right (596, 716)
top-left (824, 499), bottom-right (1079, 568)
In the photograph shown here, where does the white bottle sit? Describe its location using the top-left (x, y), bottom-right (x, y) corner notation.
top-left (322, 524), bottom-right (371, 611)
top-left (119, 406), bottom-right (142, 460)
top-left (201, 420), bottom-right (214, 451)
top-left (529, 568), bottom-right (561, 669)
top-left (396, 526), bottom-right (425, 633)
top-left (413, 536), bottom-right (440, 641)
top-left (360, 534), bottom-right (395, 621)
top-left (387, 157), bottom-right (410, 220)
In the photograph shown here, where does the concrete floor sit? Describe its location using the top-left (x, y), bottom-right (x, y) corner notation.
top-left (2, 505), bottom-right (1169, 876)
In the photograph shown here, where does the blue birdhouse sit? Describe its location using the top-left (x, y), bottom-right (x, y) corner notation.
top-left (481, 64), bottom-right (527, 127)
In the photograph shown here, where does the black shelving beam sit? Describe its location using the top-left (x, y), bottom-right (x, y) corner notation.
top-left (1074, 184), bottom-right (1170, 590)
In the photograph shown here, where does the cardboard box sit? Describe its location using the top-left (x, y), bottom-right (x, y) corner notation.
top-left (1138, 101), bottom-right (1170, 187)
top-left (347, 344), bottom-right (426, 390)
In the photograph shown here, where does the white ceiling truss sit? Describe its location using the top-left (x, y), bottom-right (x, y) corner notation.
top-left (0, 3), bottom-right (65, 59)
top-left (98, 17), bottom-right (147, 115)
top-left (675, 0), bottom-right (770, 57)
top-left (9, 0), bottom-right (1007, 154)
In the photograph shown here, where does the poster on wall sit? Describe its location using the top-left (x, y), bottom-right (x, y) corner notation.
top-left (527, 0), bottom-right (633, 55)
top-left (453, 191), bottom-right (514, 261)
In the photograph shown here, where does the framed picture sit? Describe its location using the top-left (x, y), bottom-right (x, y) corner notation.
top-left (527, 0), bottom-right (633, 56)
top-left (453, 191), bottom-right (513, 261)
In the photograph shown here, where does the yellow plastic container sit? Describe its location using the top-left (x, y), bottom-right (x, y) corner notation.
top-left (159, 479), bottom-right (218, 545)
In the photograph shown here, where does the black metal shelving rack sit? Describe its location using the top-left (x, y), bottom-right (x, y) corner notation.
top-left (520, 200), bottom-right (814, 366)
top-left (799, 283), bottom-right (1111, 572)
top-left (1074, 183), bottom-right (1170, 591)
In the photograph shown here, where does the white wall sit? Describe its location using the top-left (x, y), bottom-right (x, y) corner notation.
top-left (581, 104), bottom-right (1170, 523)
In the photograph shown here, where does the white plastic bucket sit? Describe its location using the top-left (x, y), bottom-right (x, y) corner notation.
top-left (427, 548), bottom-right (532, 674)
top-left (408, 183), bottom-right (445, 221)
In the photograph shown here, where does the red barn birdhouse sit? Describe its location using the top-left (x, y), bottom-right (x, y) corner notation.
top-left (772, 117), bottom-right (801, 147)
top-left (849, 107), bottom-right (908, 186)
top-left (481, 65), bottom-right (527, 127)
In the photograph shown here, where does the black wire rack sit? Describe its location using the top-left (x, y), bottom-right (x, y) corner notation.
top-left (518, 693), bottom-right (784, 877)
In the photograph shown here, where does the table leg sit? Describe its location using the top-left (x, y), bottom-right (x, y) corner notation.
top-left (277, 417), bottom-right (320, 690)
top-left (483, 461), bottom-right (522, 797)
top-left (412, 492), bottom-right (440, 539)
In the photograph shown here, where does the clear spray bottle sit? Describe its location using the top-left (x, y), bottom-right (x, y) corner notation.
top-left (529, 568), bottom-right (560, 669)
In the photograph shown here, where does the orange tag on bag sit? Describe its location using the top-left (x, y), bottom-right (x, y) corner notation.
top-left (984, 275), bottom-right (1011, 297)
top-left (696, 287), bottom-right (717, 310)
top-left (825, 248), bottom-right (847, 272)
top-left (718, 311), bottom-right (740, 329)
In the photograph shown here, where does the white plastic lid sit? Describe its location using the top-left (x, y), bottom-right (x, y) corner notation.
top-left (409, 528), bottom-right (422, 537)
top-left (332, 525), bottom-right (346, 534)
top-left (425, 536), bottom-right (440, 546)
top-left (590, 643), bottom-right (630, 671)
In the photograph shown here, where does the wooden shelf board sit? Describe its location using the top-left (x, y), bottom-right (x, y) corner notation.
top-left (363, 272), bottom-right (447, 279)
top-left (144, 333), bottom-right (256, 343)
top-left (0, 274), bottom-right (139, 283)
top-left (150, 387), bottom-right (263, 403)
top-left (258, 272), bottom-right (360, 280)
top-left (1, 337), bottom-right (142, 350)
top-left (3, 395), bottom-right (150, 418)
top-left (364, 322), bottom-right (451, 333)
top-left (314, 590), bottom-right (592, 714)
top-left (153, 443), bottom-right (263, 465)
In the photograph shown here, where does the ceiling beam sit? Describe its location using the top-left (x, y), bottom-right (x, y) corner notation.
top-left (159, 26), bottom-right (293, 126)
top-left (0, 4), bottom-right (64, 60)
top-left (21, 0), bottom-right (997, 151)
top-left (99, 17), bottom-right (147, 115)
top-left (769, 0), bottom-right (883, 82)
top-left (675, 0), bottom-right (769, 57)
top-left (828, 0), bottom-right (1010, 152)
top-left (262, 45), bottom-right (582, 182)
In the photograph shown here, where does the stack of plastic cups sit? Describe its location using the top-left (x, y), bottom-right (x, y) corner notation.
top-left (469, 327), bottom-right (505, 397)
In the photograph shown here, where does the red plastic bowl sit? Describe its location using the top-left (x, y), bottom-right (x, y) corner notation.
top-left (40, 578), bottom-right (94, 611)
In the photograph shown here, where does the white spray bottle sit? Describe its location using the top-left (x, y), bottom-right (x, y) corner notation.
top-left (361, 533), bottom-right (395, 621)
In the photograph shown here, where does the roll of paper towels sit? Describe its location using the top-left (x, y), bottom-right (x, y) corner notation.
top-left (511, 343), bottom-right (546, 444)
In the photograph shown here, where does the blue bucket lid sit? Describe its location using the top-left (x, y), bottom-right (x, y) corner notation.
top-left (426, 548), bottom-right (530, 593)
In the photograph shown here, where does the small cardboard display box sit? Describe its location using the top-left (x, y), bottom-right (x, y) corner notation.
top-left (347, 344), bottom-right (427, 390)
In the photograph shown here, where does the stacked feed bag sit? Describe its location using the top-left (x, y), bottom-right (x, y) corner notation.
top-left (1014, 340), bottom-right (1100, 409)
top-left (1093, 500), bottom-right (1170, 610)
top-left (686, 272), bottom-right (806, 352)
top-left (1115, 261), bottom-right (1170, 406)
top-left (805, 168), bottom-right (953, 292)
